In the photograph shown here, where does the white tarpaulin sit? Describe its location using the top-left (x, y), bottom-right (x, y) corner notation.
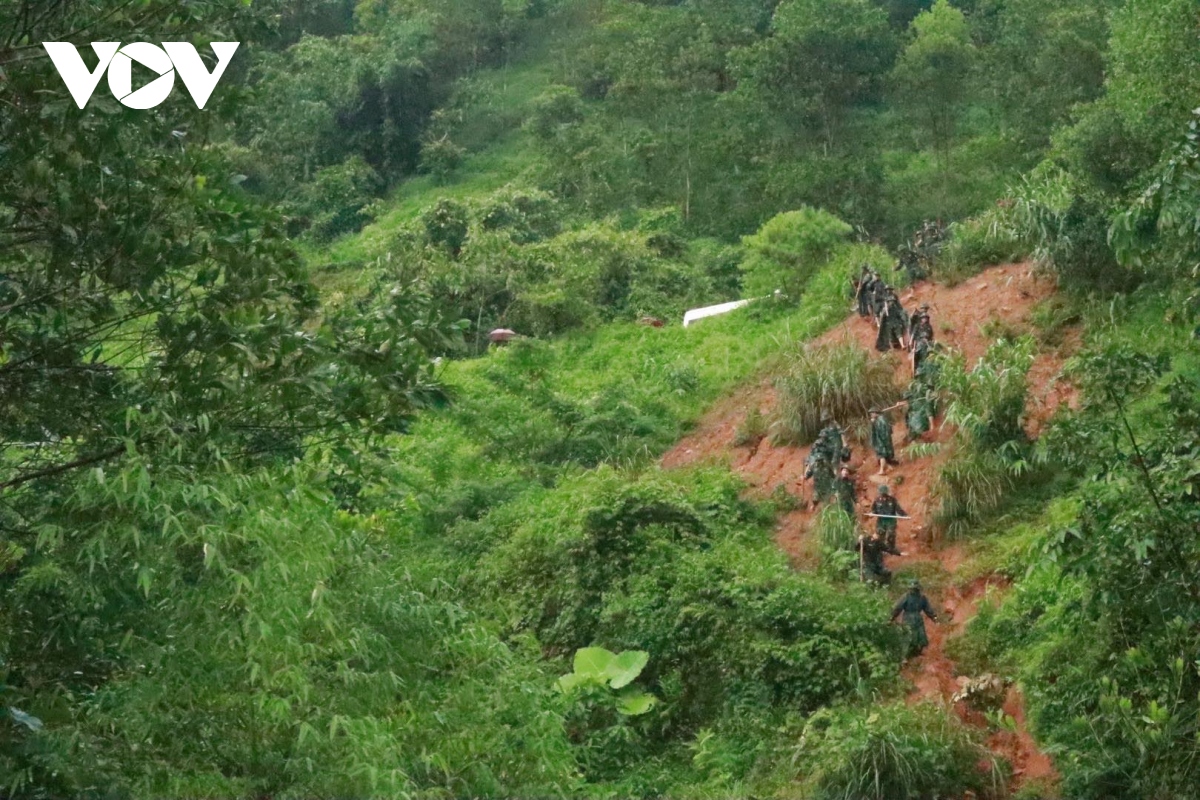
top-left (682, 299), bottom-right (753, 328)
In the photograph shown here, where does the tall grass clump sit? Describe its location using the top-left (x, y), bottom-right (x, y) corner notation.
top-left (930, 337), bottom-right (1038, 538)
top-left (815, 504), bottom-right (858, 553)
top-left (796, 703), bottom-right (1007, 800)
top-left (936, 202), bottom-right (1030, 286)
top-left (770, 343), bottom-right (900, 446)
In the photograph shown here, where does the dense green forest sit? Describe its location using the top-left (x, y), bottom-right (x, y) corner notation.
top-left (2, 0), bottom-right (1200, 797)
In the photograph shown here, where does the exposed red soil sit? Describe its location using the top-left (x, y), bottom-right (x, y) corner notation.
top-left (663, 263), bottom-right (1074, 793)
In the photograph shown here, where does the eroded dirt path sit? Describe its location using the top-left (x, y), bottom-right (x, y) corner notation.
top-left (663, 263), bottom-right (1073, 791)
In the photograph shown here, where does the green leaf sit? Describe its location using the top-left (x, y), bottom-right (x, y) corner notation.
top-left (615, 689), bottom-right (656, 716)
top-left (607, 650), bottom-right (649, 689)
top-left (572, 646), bottom-right (615, 679)
top-left (555, 672), bottom-right (589, 693)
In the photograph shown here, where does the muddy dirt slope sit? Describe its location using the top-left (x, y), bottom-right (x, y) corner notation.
top-left (664, 263), bottom-right (1075, 791)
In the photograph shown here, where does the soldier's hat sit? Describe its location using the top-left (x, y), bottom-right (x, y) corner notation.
top-left (908, 578), bottom-right (921, 590)
top-left (919, 303), bottom-right (930, 311)
top-left (878, 484), bottom-right (890, 495)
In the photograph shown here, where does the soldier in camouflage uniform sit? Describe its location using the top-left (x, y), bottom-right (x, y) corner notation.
top-left (909, 304), bottom-right (934, 346)
top-left (871, 484), bottom-right (907, 552)
top-left (892, 579), bottom-right (939, 658)
top-left (814, 421), bottom-right (850, 465)
top-left (804, 448), bottom-right (836, 505)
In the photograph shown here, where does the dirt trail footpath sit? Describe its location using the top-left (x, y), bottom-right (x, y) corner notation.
top-left (663, 263), bottom-right (1074, 791)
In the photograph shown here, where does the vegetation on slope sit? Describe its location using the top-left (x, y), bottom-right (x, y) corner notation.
top-left (4, 0), bottom-right (1200, 797)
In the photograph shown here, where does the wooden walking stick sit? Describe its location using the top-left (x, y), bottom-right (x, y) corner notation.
top-left (859, 535), bottom-right (865, 582)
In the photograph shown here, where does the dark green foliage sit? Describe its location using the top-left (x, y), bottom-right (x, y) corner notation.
top-left (481, 469), bottom-right (902, 737)
top-left (423, 197), bottom-right (471, 255)
top-left (297, 155), bottom-right (384, 240)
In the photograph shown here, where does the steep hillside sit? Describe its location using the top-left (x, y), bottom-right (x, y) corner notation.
top-left (665, 263), bottom-right (1077, 789)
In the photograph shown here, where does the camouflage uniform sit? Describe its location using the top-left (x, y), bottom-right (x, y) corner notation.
top-left (871, 488), bottom-right (906, 551)
top-left (859, 533), bottom-right (891, 584)
top-left (855, 269), bottom-right (876, 318)
top-left (909, 308), bottom-right (934, 344)
top-left (804, 450), bottom-right (836, 504)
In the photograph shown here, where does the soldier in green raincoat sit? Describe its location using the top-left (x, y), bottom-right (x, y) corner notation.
top-left (904, 379), bottom-right (936, 441)
top-left (858, 529), bottom-right (892, 584)
top-left (875, 289), bottom-right (907, 352)
top-left (891, 580), bottom-right (939, 658)
top-left (869, 408), bottom-right (897, 475)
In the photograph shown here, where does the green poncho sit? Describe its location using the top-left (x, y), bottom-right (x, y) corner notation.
top-left (870, 414), bottom-right (895, 461)
top-left (891, 589), bottom-right (938, 657)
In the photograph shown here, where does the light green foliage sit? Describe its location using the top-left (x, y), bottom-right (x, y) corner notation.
top-left (936, 203), bottom-right (1031, 284)
top-left (1, 463), bottom-right (577, 798)
top-left (795, 702), bottom-right (1006, 800)
top-left (891, 0), bottom-right (975, 153)
top-left (299, 155), bottom-right (384, 241)
top-left (740, 208), bottom-right (853, 299)
top-left (815, 504), bottom-right (858, 554)
top-left (733, 407), bottom-right (767, 448)
top-left (480, 468), bottom-right (902, 734)
top-left (931, 337), bottom-right (1037, 537)
top-left (771, 344), bottom-right (901, 446)
top-left (1105, 0), bottom-right (1200, 164)
top-left (557, 647), bottom-right (657, 715)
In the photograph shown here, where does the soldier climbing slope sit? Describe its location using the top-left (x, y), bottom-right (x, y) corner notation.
top-left (891, 580), bottom-right (939, 658)
top-left (814, 419), bottom-right (850, 465)
top-left (870, 484), bottom-right (907, 552)
top-left (869, 408), bottom-right (898, 475)
top-left (836, 466), bottom-right (857, 518)
top-left (909, 303), bottom-right (934, 346)
top-left (875, 288), bottom-right (907, 352)
top-left (804, 448), bottom-right (836, 506)
top-left (852, 265), bottom-right (874, 318)
top-left (858, 529), bottom-right (892, 584)
top-left (904, 377), bottom-right (937, 441)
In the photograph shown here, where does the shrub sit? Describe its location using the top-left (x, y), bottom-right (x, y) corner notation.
top-left (422, 197), bottom-right (470, 256)
top-left (298, 155), bottom-right (383, 241)
top-left (740, 207), bottom-right (853, 300)
top-left (480, 468), bottom-right (902, 736)
top-left (771, 343), bottom-right (901, 446)
top-left (796, 702), bottom-right (1007, 800)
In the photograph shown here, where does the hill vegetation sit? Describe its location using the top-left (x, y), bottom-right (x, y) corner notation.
top-left (3, 0), bottom-right (1200, 797)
